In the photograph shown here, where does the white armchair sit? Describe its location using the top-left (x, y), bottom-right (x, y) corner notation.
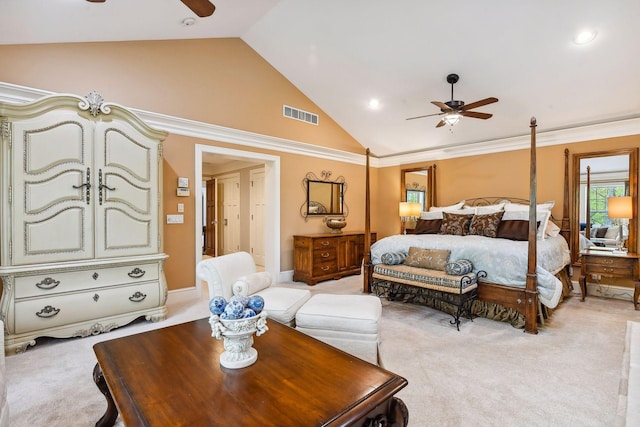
top-left (196, 252), bottom-right (311, 326)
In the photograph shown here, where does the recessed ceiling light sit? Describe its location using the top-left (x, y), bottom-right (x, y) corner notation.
top-left (573, 29), bottom-right (597, 45)
top-left (368, 98), bottom-right (381, 110)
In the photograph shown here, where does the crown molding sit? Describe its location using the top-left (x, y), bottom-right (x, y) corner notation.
top-left (1, 82), bottom-right (637, 170)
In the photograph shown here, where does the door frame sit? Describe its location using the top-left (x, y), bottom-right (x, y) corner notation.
top-left (195, 145), bottom-right (280, 295)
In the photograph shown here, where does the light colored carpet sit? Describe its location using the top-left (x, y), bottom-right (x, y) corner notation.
top-left (5, 275), bottom-right (637, 426)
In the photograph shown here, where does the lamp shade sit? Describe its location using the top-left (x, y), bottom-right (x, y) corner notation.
top-left (399, 202), bottom-right (422, 218)
top-left (608, 196), bottom-right (632, 219)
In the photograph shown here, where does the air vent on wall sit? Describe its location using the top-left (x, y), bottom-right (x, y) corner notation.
top-left (283, 105), bottom-right (319, 125)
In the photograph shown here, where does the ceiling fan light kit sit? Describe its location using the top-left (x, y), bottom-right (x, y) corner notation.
top-left (407, 73), bottom-right (498, 128)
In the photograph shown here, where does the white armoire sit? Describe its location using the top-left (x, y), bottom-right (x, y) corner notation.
top-left (0, 92), bottom-right (168, 354)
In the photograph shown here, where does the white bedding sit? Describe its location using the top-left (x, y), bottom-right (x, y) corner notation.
top-left (370, 234), bottom-right (571, 309)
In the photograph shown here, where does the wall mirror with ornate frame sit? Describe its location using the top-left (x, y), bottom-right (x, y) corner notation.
top-left (300, 171), bottom-right (347, 219)
top-left (572, 148), bottom-right (638, 264)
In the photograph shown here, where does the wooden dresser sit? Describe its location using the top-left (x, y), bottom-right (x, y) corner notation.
top-left (579, 249), bottom-right (640, 309)
top-left (293, 232), bottom-right (376, 285)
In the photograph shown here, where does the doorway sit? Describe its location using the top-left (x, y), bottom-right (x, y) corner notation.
top-left (195, 145), bottom-right (281, 295)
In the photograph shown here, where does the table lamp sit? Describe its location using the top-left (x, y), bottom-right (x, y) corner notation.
top-left (399, 202), bottom-right (422, 234)
top-left (608, 196), bottom-right (632, 252)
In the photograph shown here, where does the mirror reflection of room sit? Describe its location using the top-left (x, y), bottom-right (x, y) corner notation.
top-left (578, 155), bottom-right (630, 252)
top-left (307, 180), bottom-right (344, 215)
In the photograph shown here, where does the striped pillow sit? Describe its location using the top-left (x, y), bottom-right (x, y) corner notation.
top-left (445, 259), bottom-right (474, 276)
top-left (381, 252), bottom-right (407, 265)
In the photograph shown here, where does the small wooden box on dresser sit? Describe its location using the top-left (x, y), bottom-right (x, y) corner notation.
top-left (0, 92), bottom-right (169, 354)
top-left (293, 232), bottom-right (377, 285)
top-left (579, 250), bottom-right (640, 309)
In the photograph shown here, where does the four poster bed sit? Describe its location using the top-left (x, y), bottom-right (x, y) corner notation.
top-left (362, 119), bottom-right (573, 334)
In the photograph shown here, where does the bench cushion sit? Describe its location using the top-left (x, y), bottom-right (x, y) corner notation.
top-left (373, 264), bottom-right (478, 294)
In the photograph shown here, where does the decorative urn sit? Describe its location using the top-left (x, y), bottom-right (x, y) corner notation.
top-left (209, 295), bottom-right (268, 369)
top-left (325, 218), bottom-right (347, 234)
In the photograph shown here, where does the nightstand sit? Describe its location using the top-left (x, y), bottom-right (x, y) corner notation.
top-left (579, 250), bottom-right (640, 310)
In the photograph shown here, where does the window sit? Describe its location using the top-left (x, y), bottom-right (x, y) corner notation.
top-left (589, 184), bottom-right (626, 226)
top-left (406, 190), bottom-right (425, 212)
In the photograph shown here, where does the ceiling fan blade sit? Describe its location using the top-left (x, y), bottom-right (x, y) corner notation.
top-left (180, 0), bottom-right (216, 17)
top-left (460, 97), bottom-right (498, 111)
top-left (461, 111), bottom-right (493, 120)
top-left (406, 112), bottom-right (444, 121)
top-left (431, 101), bottom-right (453, 111)
top-left (436, 119), bottom-right (446, 128)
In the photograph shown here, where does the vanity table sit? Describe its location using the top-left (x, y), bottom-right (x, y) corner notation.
top-left (579, 249), bottom-right (640, 310)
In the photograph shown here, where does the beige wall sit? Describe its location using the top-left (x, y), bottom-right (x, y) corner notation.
top-left (1, 38), bottom-right (638, 291)
top-left (0, 39), bottom-right (368, 290)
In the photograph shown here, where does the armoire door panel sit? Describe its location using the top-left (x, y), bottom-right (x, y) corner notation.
top-left (102, 174), bottom-right (151, 214)
top-left (22, 207), bottom-right (90, 261)
top-left (98, 208), bottom-right (151, 254)
top-left (24, 169), bottom-right (86, 213)
top-left (19, 120), bottom-right (86, 174)
top-left (98, 124), bottom-right (154, 182)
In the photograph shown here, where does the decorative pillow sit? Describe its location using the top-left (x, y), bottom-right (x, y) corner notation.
top-left (445, 259), bottom-right (474, 276)
top-left (440, 212), bottom-right (474, 236)
top-left (503, 200), bottom-right (555, 212)
top-left (429, 201), bottom-right (465, 212)
top-left (502, 210), bottom-right (550, 240)
top-left (420, 211), bottom-right (443, 220)
top-left (545, 220), bottom-right (561, 238)
top-left (381, 252), bottom-right (407, 265)
top-left (414, 218), bottom-right (442, 234)
top-left (404, 247), bottom-right (451, 271)
top-left (232, 272), bottom-right (273, 296)
top-left (592, 227), bottom-right (608, 238)
top-left (604, 227), bottom-right (619, 240)
top-left (496, 220), bottom-right (539, 241)
top-left (468, 211), bottom-right (504, 238)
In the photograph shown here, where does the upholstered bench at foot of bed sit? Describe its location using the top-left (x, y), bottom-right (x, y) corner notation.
top-left (371, 264), bottom-right (486, 331)
top-left (295, 294), bottom-right (382, 365)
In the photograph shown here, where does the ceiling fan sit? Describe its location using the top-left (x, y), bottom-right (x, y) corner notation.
top-left (86, 0), bottom-right (216, 18)
top-left (406, 74), bottom-right (498, 128)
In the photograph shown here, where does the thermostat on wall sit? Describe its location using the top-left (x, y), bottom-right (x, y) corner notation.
top-left (177, 188), bottom-right (190, 197)
top-left (178, 177), bottom-right (189, 188)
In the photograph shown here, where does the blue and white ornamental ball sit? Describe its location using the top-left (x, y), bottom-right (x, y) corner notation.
top-left (247, 295), bottom-right (265, 313)
top-left (224, 300), bottom-right (246, 319)
top-left (209, 296), bottom-right (227, 315)
top-left (230, 294), bottom-right (249, 307)
top-left (209, 294), bottom-right (264, 320)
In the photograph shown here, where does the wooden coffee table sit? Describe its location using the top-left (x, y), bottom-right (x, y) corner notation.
top-left (93, 317), bottom-right (408, 426)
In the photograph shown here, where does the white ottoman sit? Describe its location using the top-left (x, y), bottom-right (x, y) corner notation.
top-left (295, 294), bottom-right (382, 365)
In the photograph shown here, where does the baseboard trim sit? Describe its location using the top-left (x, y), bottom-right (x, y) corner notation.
top-left (570, 280), bottom-right (634, 302)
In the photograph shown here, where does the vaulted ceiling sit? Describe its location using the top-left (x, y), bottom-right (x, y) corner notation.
top-left (3, 0), bottom-right (640, 158)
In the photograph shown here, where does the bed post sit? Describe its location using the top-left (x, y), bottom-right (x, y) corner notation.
top-left (432, 164), bottom-right (437, 207)
top-left (363, 148), bottom-right (372, 293)
top-left (525, 117), bottom-right (539, 334)
top-left (561, 149), bottom-right (571, 245)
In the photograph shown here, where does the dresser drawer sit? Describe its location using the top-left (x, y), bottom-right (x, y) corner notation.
top-left (313, 248), bottom-right (337, 262)
top-left (14, 281), bottom-right (161, 334)
top-left (14, 263), bottom-right (159, 299)
top-left (313, 260), bottom-right (338, 276)
top-left (313, 238), bottom-right (338, 250)
top-left (586, 263), bottom-right (633, 277)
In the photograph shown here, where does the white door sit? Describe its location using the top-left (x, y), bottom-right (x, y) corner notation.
top-left (93, 120), bottom-right (160, 258)
top-left (218, 174), bottom-right (240, 255)
top-left (10, 112), bottom-right (94, 265)
top-left (250, 168), bottom-right (265, 266)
